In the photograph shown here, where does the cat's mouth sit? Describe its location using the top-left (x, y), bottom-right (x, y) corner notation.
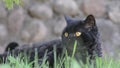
top-left (62, 38), bottom-right (88, 57)
top-left (62, 37), bottom-right (86, 49)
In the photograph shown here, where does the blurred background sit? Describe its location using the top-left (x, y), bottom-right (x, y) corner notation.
top-left (0, 0), bottom-right (120, 58)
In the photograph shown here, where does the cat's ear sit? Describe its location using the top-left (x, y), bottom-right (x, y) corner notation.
top-left (84, 15), bottom-right (96, 28)
top-left (64, 16), bottom-right (72, 25)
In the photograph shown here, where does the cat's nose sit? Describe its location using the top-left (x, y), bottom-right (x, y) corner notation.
top-left (68, 34), bottom-right (75, 38)
top-left (68, 39), bottom-right (71, 41)
top-left (68, 37), bottom-right (76, 41)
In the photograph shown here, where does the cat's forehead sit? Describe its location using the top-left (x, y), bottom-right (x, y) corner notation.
top-left (67, 19), bottom-right (84, 25)
top-left (64, 20), bottom-right (85, 32)
top-left (65, 15), bottom-right (96, 31)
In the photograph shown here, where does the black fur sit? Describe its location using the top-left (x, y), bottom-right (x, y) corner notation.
top-left (0, 15), bottom-right (102, 66)
top-left (0, 39), bottom-right (62, 66)
top-left (62, 15), bottom-right (102, 63)
top-left (5, 42), bottom-right (19, 52)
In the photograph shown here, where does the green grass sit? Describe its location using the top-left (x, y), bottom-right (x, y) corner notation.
top-left (0, 55), bottom-right (120, 68)
top-left (0, 41), bottom-right (120, 68)
top-left (3, 0), bottom-right (22, 9)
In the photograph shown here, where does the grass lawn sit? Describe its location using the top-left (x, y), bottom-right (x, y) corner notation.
top-left (0, 55), bottom-right (120, 68)
top-left (0, 42), bottom-right (120, 68)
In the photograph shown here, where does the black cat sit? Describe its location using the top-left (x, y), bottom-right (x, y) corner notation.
top-left (0, 15), bottom-right (102, 66)
top-left (62, 15), bottom-right (102, 63)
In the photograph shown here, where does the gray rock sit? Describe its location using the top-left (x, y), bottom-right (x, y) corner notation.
top-left (35, 0), bottom-right (52, 2)
top-left (21, 30), bottom-right (31, 43)
top-left (8, 8), bottom-right (25, 37)
top-left (52, 0), bottom-right (79, 16)
top-left (32, 19), bottom-right (47, 42)
top-left (53, 18), bottom-right (66, 36)
top-left (29, 4), bottom-right (53, 20)
top-left (0, 46), bottom-right (5, 54)
top-left (21, 19), bottom-right (47, 43)
top-left (21, 0), bottom-right (31, 9)
top-left (0, 2), bottom-right (7, 19)
top-left (112, 32), bottom-right (120, 46)
top-left (83, 0), bottom-right (107, 18)
top-left (75, 0), bottom-right (83, 6)
top-left (0, 24), bottom-right (8, 45)
top-left (0, 24), bottom-right (8, 37)
top-left (96, 19), bottom-right (120, 57)
top-left (108, 7), bottom-right (120, 24)
top-left (0, 19), bottom-right (7, 24)
top-left (102, 41), bottom-right (115, 57)
top-left (96, 19), bottom-right (118, 42)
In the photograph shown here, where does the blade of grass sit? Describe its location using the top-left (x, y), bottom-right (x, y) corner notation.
top-left (72, 41), bottom-right (77, 58)
top-left (53, 45), bottom-right (57, 68)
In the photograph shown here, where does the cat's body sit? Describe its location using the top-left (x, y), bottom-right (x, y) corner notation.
top-left (0, 39), bottom-right (62, 66)
top-left (0, 15), bottom-right (102, 66)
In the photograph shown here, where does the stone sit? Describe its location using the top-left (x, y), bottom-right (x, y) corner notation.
top-left (0, 2), bottom-right (7, 19)
top-left (0, 46), bottom-right (5, 54)
top-left (112, 32), bottom-right (120, 46)
top-left (29, 4), bottom-right (53, 20)
top-left (32, 19), bottom-right (47, 42)
top-left (96, 19), bottom-right (118, 42)
top-left (8, 8), bottom-right (25, 36)
top-left (53, 18), bottom-right (66, 36)
top-left (0, 24), bottom-right (8, 38)
top-left (96, 19), bottom-right (117, 41)
top-left (101, 41), bottom-right (115, 57)
top-left (35, 0), bottom-right (52, 2)
top-left (52, 0), bottom-right (79, 16)
top-left (74, 0), bottom-right (83, 9)
top-left (21, 30), bottom-right (31, 42)
top-left (96, 19), bottom-right (120, 57)
top-left (21, 19), bottom-right (47, 43)
top-left (108, 7), bottom-right (120, 24)
top-left (0, 19), bottom-right (7, 24)
top-left (83, 0), bottom-right (107, 18)
top-left (21, 0), bottom-right (31, 9)
top-left (21, 0), bottom-right (40, 9)
top-left (0, 24), bottom-right (8, 45)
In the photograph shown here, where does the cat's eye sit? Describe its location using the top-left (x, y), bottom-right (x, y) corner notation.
top-left (75, 32), bottom-right (81, 37)
top-left (64, 32), bottom-right (68, 37)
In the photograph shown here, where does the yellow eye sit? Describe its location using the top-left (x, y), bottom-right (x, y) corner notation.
top-left (75, 32), bottom-right (81, 37)
top-left (64, 32), bottom-right (68, 37)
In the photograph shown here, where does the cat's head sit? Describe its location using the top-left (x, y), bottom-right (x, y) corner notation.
top-left (62, 15), bottom-right (98, 52)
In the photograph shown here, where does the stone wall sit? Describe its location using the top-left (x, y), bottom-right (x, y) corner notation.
top-left (0, 0), bottom-right (120, 58)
